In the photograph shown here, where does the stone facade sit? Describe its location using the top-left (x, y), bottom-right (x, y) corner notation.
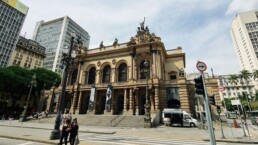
top-left (9, 36), bottom-right (46, 69)
top-left (45, 23), bottom-right (190, 117)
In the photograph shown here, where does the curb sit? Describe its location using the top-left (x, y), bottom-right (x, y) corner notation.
top-left (0, 124), bottom-right (116, 134)
top-left (203, 139), bottom-right (258, 144)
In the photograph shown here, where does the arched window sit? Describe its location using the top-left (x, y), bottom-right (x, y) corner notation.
top-left (102, 65), bottom-right (111, 83)
top-left (71, 69), bottom-right (78, 85)
top-left (88, 67), bottom-right (96, 84)
top-left (118, 63), bottom-right (127, 82)
top-left (139, 60), bottom-right (150, 79)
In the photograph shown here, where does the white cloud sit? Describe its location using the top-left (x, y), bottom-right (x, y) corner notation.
top-left (19, 0), bottom-right (246, 75)
top-left (226, 0), bottom-right (258, 15)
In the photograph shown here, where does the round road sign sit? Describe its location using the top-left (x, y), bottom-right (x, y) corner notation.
top-left (218, 86), bottom-right (225, 92)
top-left (196, 61), bottom-right (207, 72)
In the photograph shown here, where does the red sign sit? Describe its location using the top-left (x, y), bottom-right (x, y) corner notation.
top-left (218, 86), bottom-right (225, 92)
top-left (196, 61), bottom-right (207, 72)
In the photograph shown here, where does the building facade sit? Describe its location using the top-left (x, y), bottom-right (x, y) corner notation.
top-left (9, 36), bottom-right (46, 69)
top-left (230, 10), bottom-right (258, 89)
top-left (186, 73), bottom-right (221, 119)
top-left (32, 16), bottom-right (90, 74)
top-left (45, 23), bottom-right (191, 119)
top-left (0, 0), bottom-right (28, 67)
top-left (217, 75), bottom-right (256, 100)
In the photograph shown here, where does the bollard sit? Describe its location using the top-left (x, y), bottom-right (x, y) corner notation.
top-left (233, 119), bottom-right (238, 128)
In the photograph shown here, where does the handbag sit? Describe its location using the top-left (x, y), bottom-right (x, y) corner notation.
top-left (75, 136), bottom-right (80, 145)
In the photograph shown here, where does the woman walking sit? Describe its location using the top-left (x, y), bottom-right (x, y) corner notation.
top-left (59, 119), bottom-right (71, 145)
top-left (70, 118), bottom-right (79, 145)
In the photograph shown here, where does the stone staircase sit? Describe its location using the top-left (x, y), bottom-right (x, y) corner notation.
top-left (33, 114), bottom-right (145, 128)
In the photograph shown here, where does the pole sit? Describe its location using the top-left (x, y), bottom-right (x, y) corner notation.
top-left (221, 93), bottom-right (234, 139)
top-left (236, 96), bottom-right (248, 137)
top-left (201, 72), bottom-right (216, 145)
top-left (218, 113), bottom-right (225, 139)
top-left (19, 84), bottom-right (33, 122)
top-left (50, 36), bottom-right (74, 140)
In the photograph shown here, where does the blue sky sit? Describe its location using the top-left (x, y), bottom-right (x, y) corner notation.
top-left (19, 0), bottom-right (258, 75)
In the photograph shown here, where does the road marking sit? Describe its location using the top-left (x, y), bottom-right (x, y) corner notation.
top-left (17, 142), bottom-right (33, 145)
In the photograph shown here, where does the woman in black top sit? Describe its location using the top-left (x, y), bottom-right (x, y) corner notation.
top-left (70, 118), bottom-right (79, 145)
top-left (59, 119), bottom-right (71, 145)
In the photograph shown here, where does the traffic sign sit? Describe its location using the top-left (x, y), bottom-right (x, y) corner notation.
top-left (196, 61), bottom-right (207, 72)
top-left (218, 86), bottom-right (225, 92)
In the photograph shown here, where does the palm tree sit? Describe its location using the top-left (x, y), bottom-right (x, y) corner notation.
top-left (228, 75), bottom-right (238, 85)
top-left (239, 70), bottom-right (252, 114)
top-left (252, 69), bottom-right (258, 80)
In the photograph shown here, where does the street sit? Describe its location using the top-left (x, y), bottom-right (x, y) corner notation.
top-left (0, 137), bottom-right (48, 145)
top-left (1, 119), bottom-right (258, 145)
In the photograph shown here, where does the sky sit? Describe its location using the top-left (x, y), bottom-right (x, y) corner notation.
top-left (19, 0), bottom-right (258, 76)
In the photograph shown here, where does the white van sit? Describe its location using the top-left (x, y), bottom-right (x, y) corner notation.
top-left (162, 108), bottom-right (198, 127)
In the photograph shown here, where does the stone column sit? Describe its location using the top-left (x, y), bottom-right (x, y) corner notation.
top-left (128, 88), bottom-right (133, 114)
top-left (71, 61), bottom-right (83, 114)
top-left (75, 91), bottom-right (82, 114)
top-left (135, 88), bottom-right (139, 115)
top-left (123, 88), bottom-right (127, 113)
top-left (155, 87), bottom-right (159, 110)
top-left (153, 50), bottom-right (157, 78)
top-left (150, 89), bottom-right (155, 111)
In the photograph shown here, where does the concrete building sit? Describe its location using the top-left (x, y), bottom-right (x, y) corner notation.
top-left (217, 75), bottom-right (256, 100)
top-left (9, 36), bottom-right (46, 69)
top-left (230, 10), bottom-right (258, 89)
top-left (32, 16), bottom-right (90, 73)
top-left (0, 0), bottom-right (29, 67)
top-left (45, 22), bottom-right (190, 126)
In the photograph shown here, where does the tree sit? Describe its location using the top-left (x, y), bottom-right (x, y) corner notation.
top-left (252, 69), bottom-right (258, 81)
top-left (30, 68), bottom-right (61, 110)
top-left (222, 98), bottom-right (235, 111)
top-left (228, 75), bottom-right (238, 85)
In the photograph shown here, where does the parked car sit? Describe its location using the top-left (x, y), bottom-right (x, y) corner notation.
top-left (248, 110), bottom-right (258, 125)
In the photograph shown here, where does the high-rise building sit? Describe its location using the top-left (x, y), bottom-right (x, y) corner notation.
top-left (230, 10), bottom-right (258, 89)
top-left (9, 36), bottom-right (46, 69)
top-left (0, 0), bottom-right (29, 67)
top-left (32, 16), bottom-right (90, 73)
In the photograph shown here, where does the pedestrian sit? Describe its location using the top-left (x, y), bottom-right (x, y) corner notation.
top-left (8, 115), bottom-right (13, 125)
top-left (70, 118), bottom-right (79, 145)
top-left (59, 119), bottom-right (71, 145)
top-left (68, 113), bottom-right (72, 121)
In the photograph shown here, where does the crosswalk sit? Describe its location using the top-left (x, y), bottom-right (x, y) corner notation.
top-left (79, 134), bottom-right (228, 145)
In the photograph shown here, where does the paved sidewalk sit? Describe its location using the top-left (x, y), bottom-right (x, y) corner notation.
top-left (0, 120), bottom-right (258, 145)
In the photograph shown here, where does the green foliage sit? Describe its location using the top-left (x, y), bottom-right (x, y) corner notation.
top-left (0, 66), bottom-right (61, 108)
top-left (250, 101), bottom-right (258, 110)
top-left (222, 98), bottom-right (235, 111)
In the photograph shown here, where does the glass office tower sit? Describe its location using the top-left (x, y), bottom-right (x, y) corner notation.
top-left (0, 0), bottom-right (28, 67)
top-left (32, 16), bottom-right (90, 73)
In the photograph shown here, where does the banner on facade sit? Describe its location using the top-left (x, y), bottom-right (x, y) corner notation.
top-left (105, 85), bottom-right (112, 112)
top-left (88, 86), bottom-right (95, 112)
top-left (231, 100), bottom-right (240, 105)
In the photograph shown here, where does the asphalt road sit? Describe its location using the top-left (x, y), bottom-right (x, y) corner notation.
top-left (0, 137), bottom-right (48, 145)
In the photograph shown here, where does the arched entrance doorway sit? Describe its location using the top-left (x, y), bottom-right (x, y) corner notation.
top-left (117, 95), bottom-right (124, 115)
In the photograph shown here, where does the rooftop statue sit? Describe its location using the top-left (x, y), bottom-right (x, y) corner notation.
top-left (99, 41), bottom-right (104, 48)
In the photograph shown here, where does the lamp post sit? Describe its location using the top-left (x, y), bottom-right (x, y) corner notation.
top-left (143, 59), bottom-right (151, 128)
top-left (50, 32), bottom-right (82, 140)
top-left (19, 74), bottom-right (37, 122)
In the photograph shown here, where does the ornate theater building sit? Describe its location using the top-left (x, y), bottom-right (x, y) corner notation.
top-left (45, 22), bottom-right (191, 124)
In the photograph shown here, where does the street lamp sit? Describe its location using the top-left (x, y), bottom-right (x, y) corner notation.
top-left (143, 59), bottom-right (151, 128)
top-left (19, 74), bottom-right (37, 122)
top-left (50, 32), bottom-right (82, 140)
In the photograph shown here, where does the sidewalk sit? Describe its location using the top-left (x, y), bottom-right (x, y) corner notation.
top-left (0, 119), bottom-right (258, 145)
